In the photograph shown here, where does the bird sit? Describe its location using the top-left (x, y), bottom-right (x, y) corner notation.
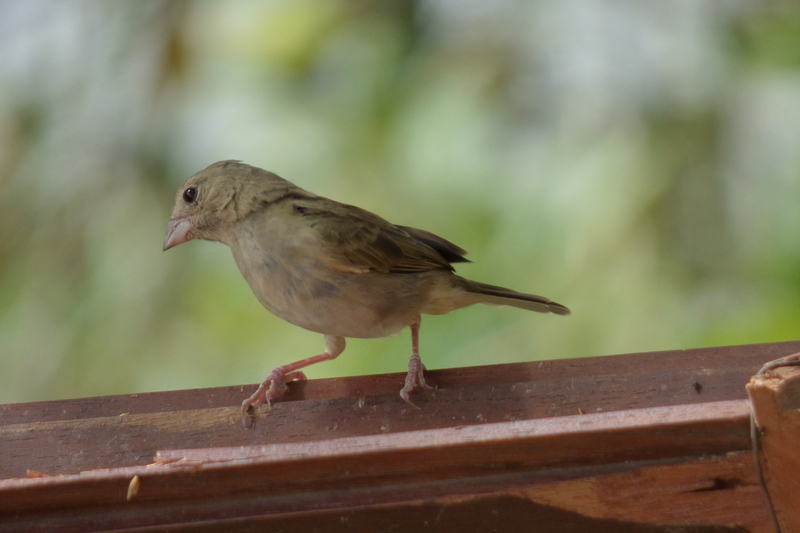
top-left (163, 160), bottom-right (569, 423)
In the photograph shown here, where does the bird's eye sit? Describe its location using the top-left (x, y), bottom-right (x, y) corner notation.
top-left (183, 187), bottom-right (198, 203)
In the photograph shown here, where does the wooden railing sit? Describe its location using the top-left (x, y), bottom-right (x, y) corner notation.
top-left (2, 340), bottom-right (799, 532)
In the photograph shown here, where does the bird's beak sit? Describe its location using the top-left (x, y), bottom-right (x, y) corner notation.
top-left (163, 218), bottom-right (193, 251)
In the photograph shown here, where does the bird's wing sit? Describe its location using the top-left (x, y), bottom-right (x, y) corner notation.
top-left (395, 225), bottom-right (470, 264)
top-left (294, 197), bottom-right (461, 274)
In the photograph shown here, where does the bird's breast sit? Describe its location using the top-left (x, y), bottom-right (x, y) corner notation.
top-left (230, 241), bottom-right (428, 339)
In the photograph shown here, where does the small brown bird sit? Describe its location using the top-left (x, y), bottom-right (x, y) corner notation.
top-left (164, 161), bottom-right (569, 421)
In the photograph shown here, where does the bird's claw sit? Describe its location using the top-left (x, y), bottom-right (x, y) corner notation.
top-left (241, 368), bottom-right (308, 427)
top-left (400, 358), bottom-right (433, 409)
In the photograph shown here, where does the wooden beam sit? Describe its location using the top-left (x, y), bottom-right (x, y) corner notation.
top-left (747, 353), bottom-right (800, 532)
top-left (1, 340), bottom-right (798, 532)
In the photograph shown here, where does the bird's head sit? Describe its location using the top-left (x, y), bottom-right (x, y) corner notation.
top-left (163, 160), bottom-right (304, 250)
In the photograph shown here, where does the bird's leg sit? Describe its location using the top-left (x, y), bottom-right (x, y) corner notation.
top-left (400, 319), bottom-right (434, 409)
top-left (242, 335), bottom-right (345, 420)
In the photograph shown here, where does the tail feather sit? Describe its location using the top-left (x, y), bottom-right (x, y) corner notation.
top-left (461, 279), bottom-right (571, 316)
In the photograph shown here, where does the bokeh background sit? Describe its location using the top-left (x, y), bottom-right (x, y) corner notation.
top-left (2, 0), bottom-right (799, 404)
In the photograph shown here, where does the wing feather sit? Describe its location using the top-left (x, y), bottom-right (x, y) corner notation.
top-left (293, 198), bottom-right (461, 274)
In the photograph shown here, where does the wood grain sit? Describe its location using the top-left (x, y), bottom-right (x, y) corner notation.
top-left (2, 340), bottom-right (797, 532)
top-left (747, 354), bottom-right (800, 532)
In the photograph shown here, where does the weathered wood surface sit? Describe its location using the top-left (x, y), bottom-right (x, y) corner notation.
top-left (748, 354), bottom-right (800, 533)
top-left (1, 340), bottom-right (798, 532)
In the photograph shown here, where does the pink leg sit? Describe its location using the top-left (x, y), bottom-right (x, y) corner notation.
top-left (400, 319), bottom-right (434, 408)
top-left (242, 335), bottom-right (345, 421)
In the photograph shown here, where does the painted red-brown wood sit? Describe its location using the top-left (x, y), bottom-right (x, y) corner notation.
top-left (747, 353), bottom-right (800, 532)
top-left (2, 340), bottom-right (797, 532)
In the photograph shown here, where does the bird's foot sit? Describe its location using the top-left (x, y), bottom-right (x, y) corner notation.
top-left (400, 353), bottom-right (434, 409)
top-left (241, 368), bottom-right (307, 426)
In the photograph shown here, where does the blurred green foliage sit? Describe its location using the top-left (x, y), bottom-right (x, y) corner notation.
top-left (1, 0), bottom-right (800, 404)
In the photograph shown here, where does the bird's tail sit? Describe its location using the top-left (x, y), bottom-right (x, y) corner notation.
top-left (458, 278), bottom-right (571, 315)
